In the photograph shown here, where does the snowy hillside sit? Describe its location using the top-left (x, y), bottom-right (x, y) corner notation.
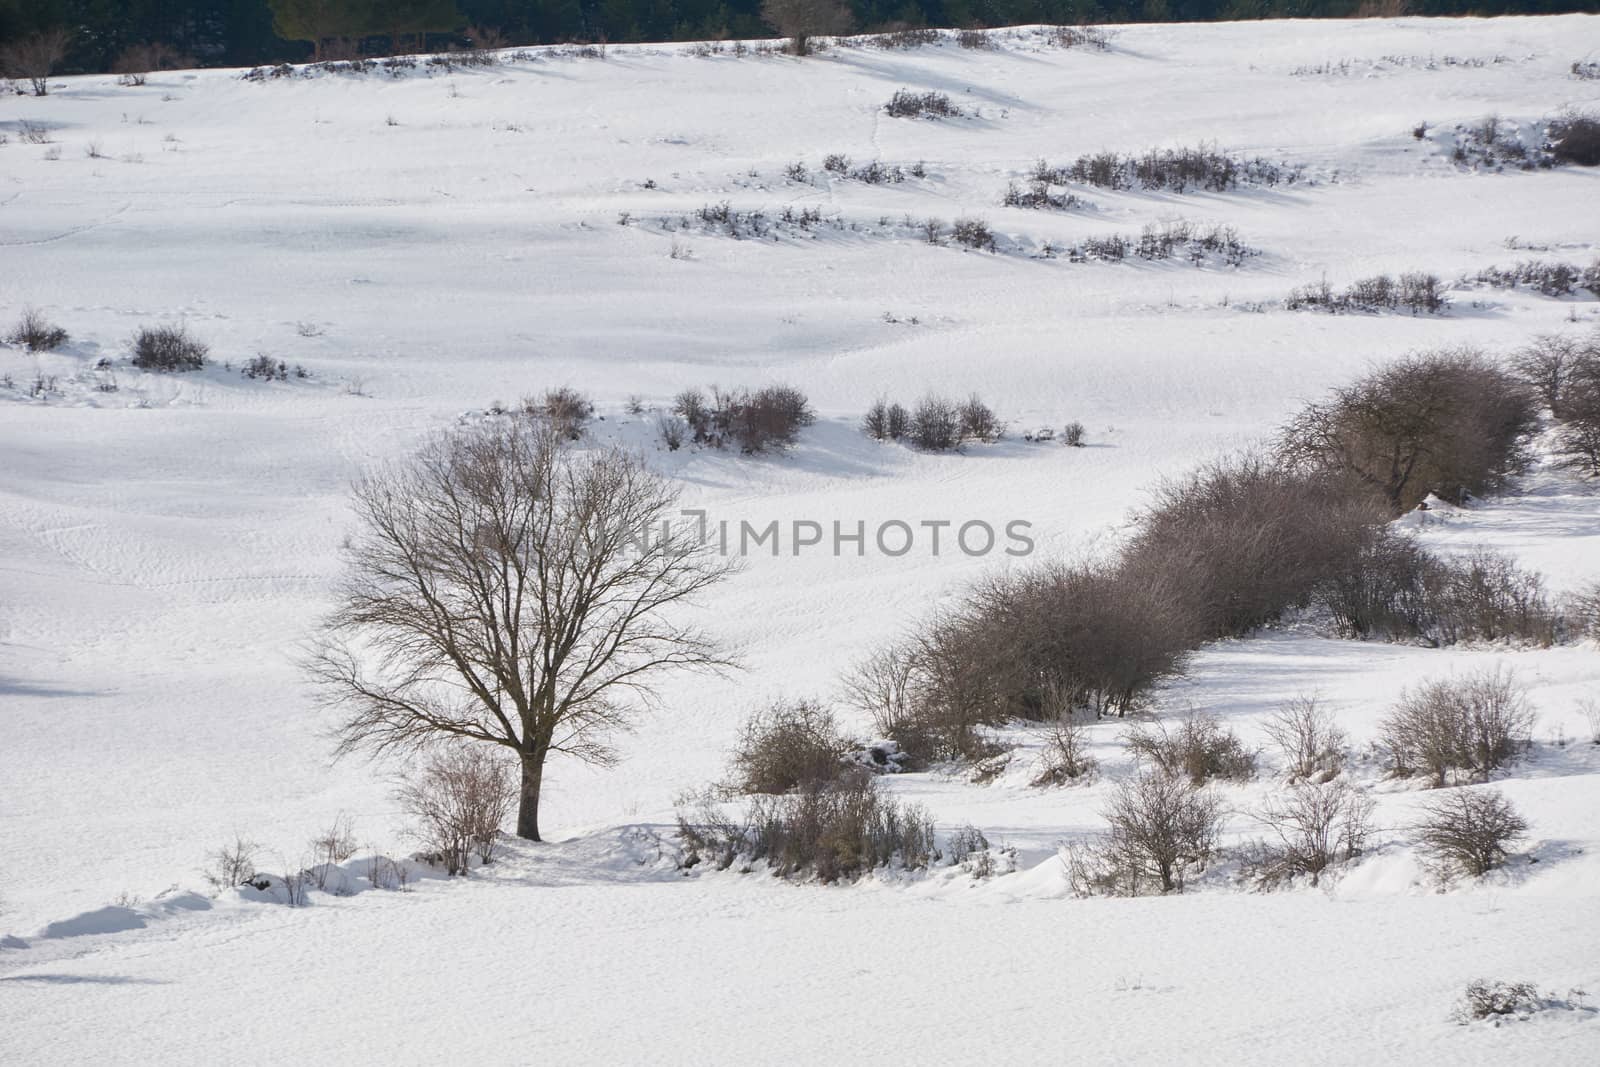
top-left (3, 14), bottom-right (1600, 1062)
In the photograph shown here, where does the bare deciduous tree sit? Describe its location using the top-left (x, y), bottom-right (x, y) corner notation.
top-left (1, 27), bottom-right (71, 96)
top-left (761, 0), bottom-right (853, 57)
top-left (1263, 694), bottom-right (1347, 781)
top-left (309, 420), bottom-right (734, 841)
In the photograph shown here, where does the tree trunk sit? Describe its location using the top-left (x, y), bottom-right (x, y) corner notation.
top-left (516, 751), bottom-right (545, 841)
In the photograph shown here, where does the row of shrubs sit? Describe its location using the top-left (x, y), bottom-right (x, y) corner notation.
top-left (1286, 272), bottom-right (1447, 314)
top-left (862, 393), bottom-right (1000, 450)
top-left (1039, 145), bottom-right (1305, 194)
top-left (700, 670), bottom-right (1536, 892)
top-left (656, 384), bottom-right (814, 454)
top-left (836, 347), bottom-right (1571, 768)
top-left (786, 155), bottom-right (927, 185)
top-left (884, 89), bottom-right (960, 119)
top-left (1045, 672), bottom-right (1536, 894)
top-left (1471, 259), bottom-right (1600, 299)
top-left (1052, 220), bottom-right (1255, 268)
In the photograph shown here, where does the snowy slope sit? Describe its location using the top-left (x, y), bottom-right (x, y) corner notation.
top-left (3, 15), bottom-right (1600, 1062)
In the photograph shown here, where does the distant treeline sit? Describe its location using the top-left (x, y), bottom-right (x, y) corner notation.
top-left (4, 0), bottom-right (1597, 74)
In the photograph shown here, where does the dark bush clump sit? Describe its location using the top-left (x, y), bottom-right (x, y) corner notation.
top-left (132, 324), bottom-right (207, 371)
top-left (1121, 455), bottom-right (1386, 639)
top-left (908, 395), bottom-right (962, 450)
top-left (672, 384), bottom-right (814, 454)
top-left (6, 307), bottom-right (68, 352)
top-left (1548, 110), bottom-right (1600, 166)
top-left (885, 89), bottom-right (961, 119)
top-left (950, 217), bottom-right (996, 251)
top-left (1380, 667), bottom-right (1535, 787)
top-left (243, 353), bottom-right (289, 380)
top-left (1280, 348), bottom-right (1538, 513)
top-left (728, 699), bottom-right (853, 795)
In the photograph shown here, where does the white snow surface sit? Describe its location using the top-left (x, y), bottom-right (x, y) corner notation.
top-left (3, 14), bottom-right (1600, 1063)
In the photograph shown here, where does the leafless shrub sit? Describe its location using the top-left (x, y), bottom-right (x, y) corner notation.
top-left (729, 699), bottom-right (854, 795)
top-left (1452, 979), bottom-right (1552, 1023)
top-left (1281, 348), bottom-right (1538, 513)
top-left (1381, 667), bottom-right (1535, 787)
top-left (676, 776), bottom-right (939, 882)
top-left (885, 89), bottom-right (961, 119)
top-left (1415, 787), bottom-right (1527, 878)
top-left (1249, 779), bottom-right (1374, 888)
top-left (656, 412), bottom-right (687, 450)
top-left (307, 814), bottom-right (358, 889)
top-left (1264, 694), bottom-right (1347, 781)
top-left (0, 27), bottom-right (71, 96)
top-left (946, 824), bottom-right (989, 866)
top-left (908, 394), bottom-right (962, 450)
top-left (957, 394), bottom-right (1002, 442)
top-left (523, 386), bottom-right (594, 439)
top-left (840, 628), bottom-right (1006, 766)
top-left (1068, 771), bottom-right (1222, 895)
top-left (6, 307), bottom-right (68, 351)
top-left (921, 217), bottom-right (943, 244)
top-left (672, 383), bottom-right (814, 453)
top-left (1030, 718), bottom-right (1098, 786)
top-left (950, 217), bottom-right (995, 251)
top-left (1062, 421), bottom-right (1086, 447)
top-left (279, 862), bottom-right (310, 906)
top-left (132, 324), bottom-right (207, 371)
top-left (1125, 711), bottom-right (1256, 784)
top-left (203, 835), bottom-right (261, 891)
top-left (243, 353), bottom-right (289, 381)
top-left (1574, 61), bottom-right (1600, 81)
top-left (396, 745), bottom-right (518, 876)
top-left (956, 29), bottom-right (992, 49)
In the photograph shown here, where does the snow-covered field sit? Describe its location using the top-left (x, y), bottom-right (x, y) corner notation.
top-left (4, 14), bottom-right (1600, 1062)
